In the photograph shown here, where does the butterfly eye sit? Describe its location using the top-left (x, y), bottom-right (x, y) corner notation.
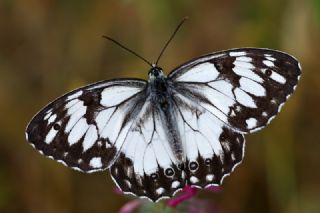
top-left (148, 67), bottom-right (163, 78)
top-left (154, 70), bottom-right (159, 77)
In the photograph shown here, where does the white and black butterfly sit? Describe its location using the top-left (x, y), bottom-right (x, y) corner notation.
top-left (26, 21), bottom-right (301, 202)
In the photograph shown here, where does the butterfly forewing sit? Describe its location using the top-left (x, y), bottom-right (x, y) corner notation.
top-left (169, 48), bottom-right (301, 133)
top-left (26, 79), bottom-right (147, 172)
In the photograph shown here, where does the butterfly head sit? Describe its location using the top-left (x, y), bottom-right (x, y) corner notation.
top-left (148, 65), bottom-right (165, 81)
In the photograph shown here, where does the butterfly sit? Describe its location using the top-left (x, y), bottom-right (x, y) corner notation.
top-left (25, 20), bottom-right (301, 202)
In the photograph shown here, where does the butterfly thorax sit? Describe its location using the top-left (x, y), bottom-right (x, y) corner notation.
top-left (148, 66), bottom-right (169, 104)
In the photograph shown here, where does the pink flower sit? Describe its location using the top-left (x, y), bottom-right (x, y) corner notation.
top-left (166, 185), bottom-right (221, 208)
top-left (167, 185), bottom-right (198, 208)
top-left (115, 185), bottom-right (222, 213)
top-left (118, 200), bottom-right (142, 213)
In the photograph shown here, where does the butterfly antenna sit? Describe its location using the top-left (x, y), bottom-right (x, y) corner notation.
top-left (102, 35), bottom-right (153, 67)
top-left (155, 17), bottom-right (188, 65)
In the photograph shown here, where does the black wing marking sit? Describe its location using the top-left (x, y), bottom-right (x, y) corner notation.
top-left (169, 48), bottom-right (301, 133)
top-left (26, 79), bottom-right (147, 172)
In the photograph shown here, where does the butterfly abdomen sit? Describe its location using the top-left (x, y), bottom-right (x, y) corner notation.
top-left (159, 99), bottom-right (185, 162)
top-left (148, 74), bottom-right (185, 162)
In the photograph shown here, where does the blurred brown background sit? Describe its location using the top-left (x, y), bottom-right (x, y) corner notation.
top-left (0, 0), bottom-right (319, 212)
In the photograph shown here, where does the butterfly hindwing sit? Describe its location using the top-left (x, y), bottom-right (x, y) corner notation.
top-left (169, 48), bottom-right (301, 133)
top-left (110, 102), bottom-right (185, 202)
top-left (173, 94), bottom-right (245, 187)
top-left (26, 79), bottom-right (147, 172)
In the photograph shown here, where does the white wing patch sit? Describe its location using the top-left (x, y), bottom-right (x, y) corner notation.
top-left (151, 129), bottom-right (176, 170)
top-left (66, 91), bottom-right (83, 101)
top-left (143, 145), bottom-right (158, 175)
top-left (100, 109), bottom-right (122, 140)
top-left (233, 60), bottom-right (255, 69)
top-left (208, 81), bottom-right (234, 98)
top-left (233, 66), bottom-right (264, 83)
top-left (234, 88), bottom-right (256, 108)
top-left (229, 51), bottom-right (246, 57)
top-left (263, 60), bottom-right (275, 67)
top-left (269, 70), bottom-right (286, 84)
top-left (239, 78), bottom-right (266, 97)
top-left (95, 108), bottom-right (115, 132)
top-left (101, 86), bottom-right (141, 107)
top-left (89, 157), bottom-right (103, 168)
top-left (45, 126), bottom-right (59, 144)
top-left (83, 125), bottom-right (98, 152)
top-left (246, 118), bottom-right (258, 129)
top-left (47, 114), bottom-right (57, 125)
top-left (68, 118), bottom-right (89, 145)
top-left (176, 62), bottom-right (219, 82)
top-left (65, 101), bottom-right (87, 133)
top-left (203, 86), bottom-right (235, 114)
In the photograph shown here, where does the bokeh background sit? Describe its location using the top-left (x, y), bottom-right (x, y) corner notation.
top-left (0, 0), bottom-right (319, 212)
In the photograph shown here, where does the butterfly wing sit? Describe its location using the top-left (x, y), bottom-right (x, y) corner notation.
top-left (110, 102), bottom-right (185, 202)
top-left (169, 48), bottom-right (301, 133)
top-left (26, 79), bottom-right (147, 172)
top-left (168, 48), bottom-right (301, 187)
top-left (172, 94), bottom-right (244, 187)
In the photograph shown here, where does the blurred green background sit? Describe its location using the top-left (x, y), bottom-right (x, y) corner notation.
top-left (0, 0), bottom-right (319, 212)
